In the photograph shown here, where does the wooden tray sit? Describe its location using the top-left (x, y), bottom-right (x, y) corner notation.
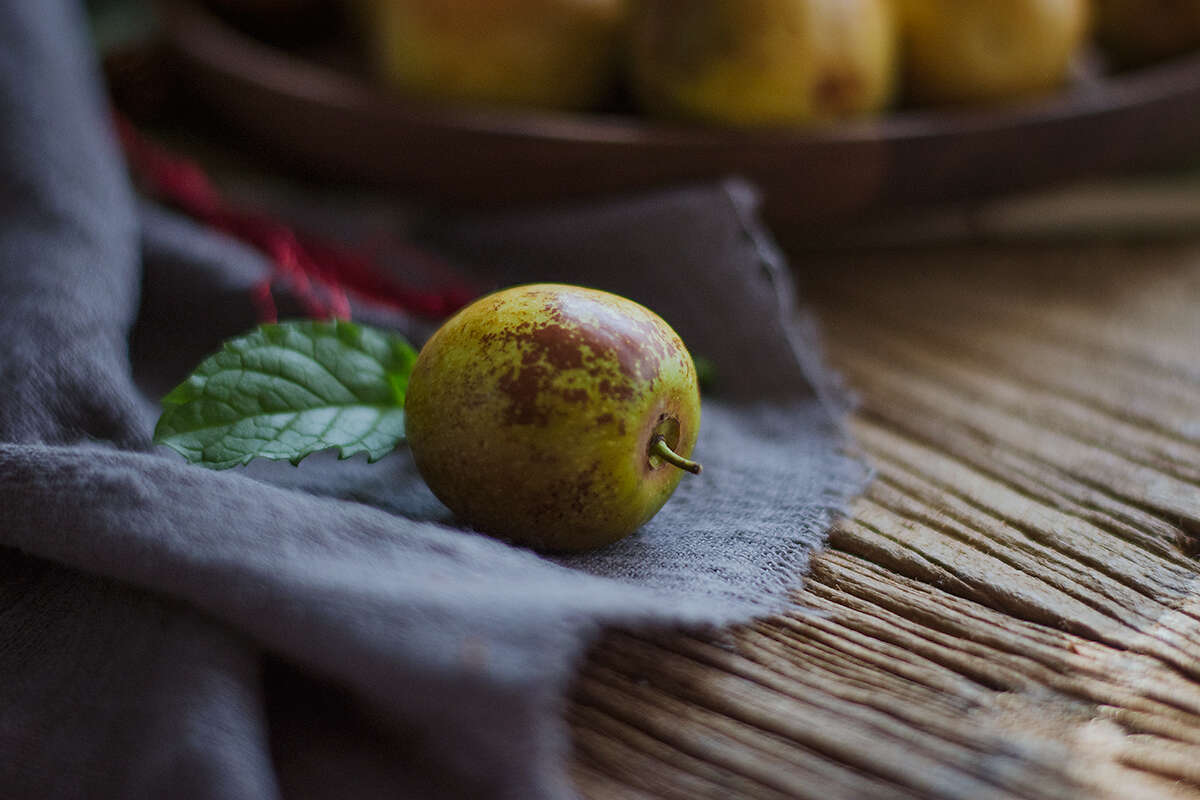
top-left (161, 0), bottom-right (1200, 224)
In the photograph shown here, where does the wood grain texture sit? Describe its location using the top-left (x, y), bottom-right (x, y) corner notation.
top-left (569, 240), bottom-right (1200, 799)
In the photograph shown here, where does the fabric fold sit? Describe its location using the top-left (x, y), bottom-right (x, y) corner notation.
top-left (0, 0), bottom-right (145, 448)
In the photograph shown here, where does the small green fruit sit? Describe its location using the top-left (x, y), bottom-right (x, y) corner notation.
top-left (404, 283), bottom-right (702, 552)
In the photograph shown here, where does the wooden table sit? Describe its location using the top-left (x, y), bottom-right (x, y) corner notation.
top-left (569, 236), bottom-right (1200, 799)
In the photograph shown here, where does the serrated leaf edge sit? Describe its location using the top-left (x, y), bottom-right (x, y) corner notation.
top-left (153, 320), bottom-right (415, 470)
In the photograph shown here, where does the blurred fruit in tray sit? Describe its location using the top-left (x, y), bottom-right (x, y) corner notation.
top-left (626, 0), bottom-right (896, 126)
top-left (352, 0), bottom-right (629, 111)
top-left (198, 0), bottom-right (1200, 127)
top-left (1093, 0), bottom-right (1200, 67)
top-left (894, 0), bottom-right (1090, 105)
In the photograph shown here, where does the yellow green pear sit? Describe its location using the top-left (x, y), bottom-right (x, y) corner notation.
top-left (358, 0), bottom-right (628, 111)
top-left (404, 284), bottom-right (703, 552)
top-left (1093, 0), bottom-right (1200, 67)
top-left (627, 0), bottom-right (897, 126)
top-left (895, 0), bottom-right (1090, 105)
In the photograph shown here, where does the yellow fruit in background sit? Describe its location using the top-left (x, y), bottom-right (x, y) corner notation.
top-left (359, 0), bottom-right (628, 111)
top-left (895, 0), bottom-right (1090, 105)
top-left (1094, 0), bottom-right (1200, 67)
top-left (627, 0), bottom-right (897, 126)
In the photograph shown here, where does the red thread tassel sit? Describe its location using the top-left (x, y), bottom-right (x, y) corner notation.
top-left (114, 113), bottom-right (476, 323)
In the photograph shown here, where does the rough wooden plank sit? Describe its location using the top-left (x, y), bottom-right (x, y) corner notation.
top-left (570, 240), bottom-right (1200, 799)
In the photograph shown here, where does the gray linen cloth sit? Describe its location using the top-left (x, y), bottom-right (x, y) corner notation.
top-left (0, 2), bottom-right (868, 798)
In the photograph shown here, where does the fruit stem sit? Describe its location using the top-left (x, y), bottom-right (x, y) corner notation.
top-left (650, 435), bottom-right (702, 475)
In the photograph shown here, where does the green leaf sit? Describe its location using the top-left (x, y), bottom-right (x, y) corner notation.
top-left (154, 320), bottom-right (418, 469)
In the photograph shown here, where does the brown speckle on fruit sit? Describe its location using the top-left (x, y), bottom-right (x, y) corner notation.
top-left (815, 70), bottom-right (862, 114)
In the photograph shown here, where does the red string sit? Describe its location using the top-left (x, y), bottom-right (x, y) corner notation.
top-left (114, 114), bottom-right (476, 323)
